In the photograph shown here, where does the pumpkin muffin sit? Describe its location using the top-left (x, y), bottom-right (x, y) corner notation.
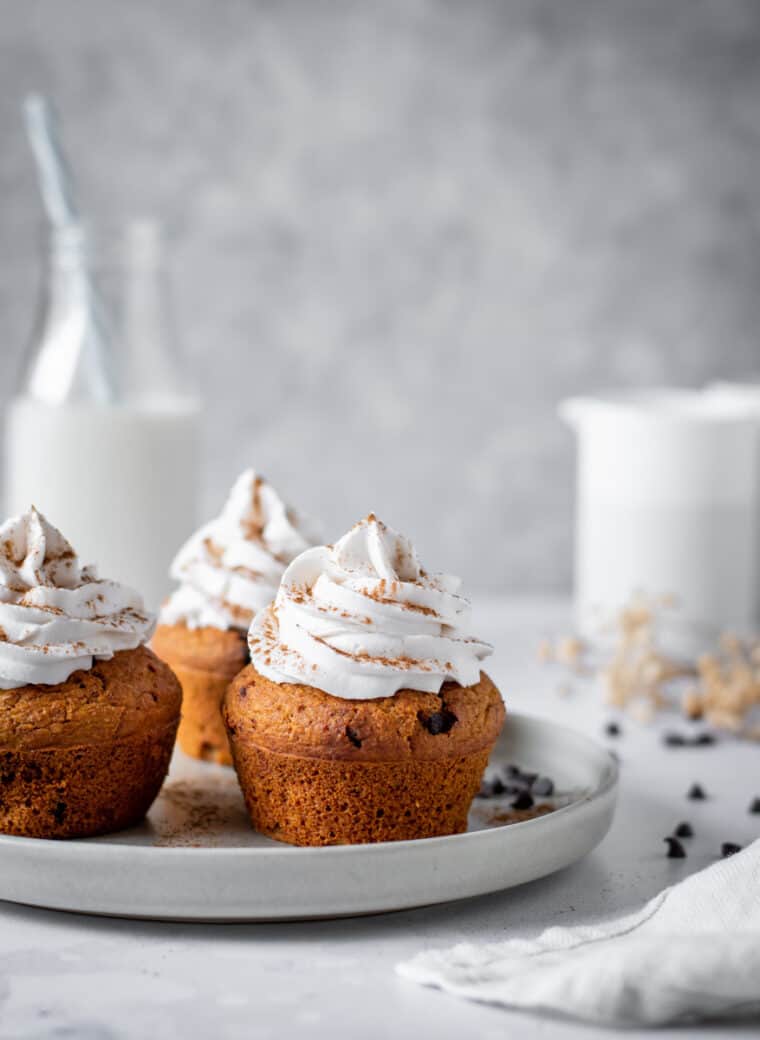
top-left (151, 623), bottom-right (247, 766)
top-left (0, 646), bottom-right (181, 838)
top-left (153, 469), bottom-right (317, 765)
top-left (223, 514), bottom-right (504, 846)
top-left (0, 507), bottom-right (181, 838)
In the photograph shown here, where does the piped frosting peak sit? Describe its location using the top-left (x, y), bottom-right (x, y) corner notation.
top-left (248, 514), bottom-right (492, 699)
top-left (160, 469), bottom-right (317, 631)
top-left (0, 507), bottom-right (154, 689)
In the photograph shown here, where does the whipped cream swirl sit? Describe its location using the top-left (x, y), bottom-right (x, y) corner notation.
top-left (249, 514), bottom-right (492, 699)
top-left (160, 469), bottom-right (316, 631)
top-left (0, 507), bottom-right (154, 690)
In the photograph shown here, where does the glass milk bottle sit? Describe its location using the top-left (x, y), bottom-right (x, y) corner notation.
top-left (560, 389), bottom-right (760, 654)
top-left (4, 220), bottom-right (201, 610)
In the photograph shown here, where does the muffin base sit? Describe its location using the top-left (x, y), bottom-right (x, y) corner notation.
top-left (173, 663), bottom-right (235, 766)
top-left (0, 720), bottom-right (178, 839)
top-left (229, 741), bottom-right (491, 846)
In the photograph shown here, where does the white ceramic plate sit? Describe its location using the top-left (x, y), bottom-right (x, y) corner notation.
top-left (0, 713), bottom-right (617, 921)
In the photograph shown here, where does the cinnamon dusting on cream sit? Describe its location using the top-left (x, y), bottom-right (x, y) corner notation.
top-left (249, 514), bottom-right (492, 700)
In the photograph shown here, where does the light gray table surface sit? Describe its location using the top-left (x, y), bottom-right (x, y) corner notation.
top-left (0, 597), bottom-right (758, 1040)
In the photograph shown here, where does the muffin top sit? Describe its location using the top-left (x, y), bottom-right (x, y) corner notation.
top-left (247, 514), bottom-right (493, 700)
top-left (152, 620), bottom-right (248, 677)
top-left (0, 507), bottom-right (154, 690)
top-left (0, 645), bottom-right (181, 751)
top-left (160, 469), bottom-right (317, 633)
top-left (225, 665), bottom-right (504, 762)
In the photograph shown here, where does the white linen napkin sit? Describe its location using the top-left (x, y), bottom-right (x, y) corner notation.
top-left (397, 840), bottom-right (760, 1027)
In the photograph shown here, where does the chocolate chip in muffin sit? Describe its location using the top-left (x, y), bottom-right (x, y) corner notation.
top-left (418, 709), bottom-right (458, 735)
top-left (52, 801), bottom-right (67, 825)
top-left (664, 836), bottom-right (686, 858)
top-left (345, 725), bottom-right (362, 748)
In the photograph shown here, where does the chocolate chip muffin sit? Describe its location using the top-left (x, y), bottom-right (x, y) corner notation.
top-left (154, 469), bottom-right (317, 765)
top-left (224, 667), bottom-right (504, 845)
top-left (0, 507), bottom-right (181, 838)
top-left (0, 645), bottom-right (181, 838)
top-left (224, 514), bottom-right (504, 845)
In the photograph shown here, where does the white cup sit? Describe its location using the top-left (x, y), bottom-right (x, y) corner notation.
top-left (560, 389), bottom-right (760, 652)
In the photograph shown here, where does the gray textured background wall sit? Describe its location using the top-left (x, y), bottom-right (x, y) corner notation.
top-left (1, 0), bottom-right (759, 591)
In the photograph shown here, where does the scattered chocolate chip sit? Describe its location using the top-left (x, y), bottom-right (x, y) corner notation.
top-left (664, 731), bottom-right (716, 748)
top-left (475, 776), bottom-right (506, 799)
top-left (238, 687), bottom-right (248, 699)
top-left (497, 764), bottom-right (537, 788)
top-left (511, 791), bottom-right (534, 811)
top-left (749, 797), bottom-right (760, 815)
top-left (418, 709), bottom-right (458, 735)
top-left (664, 732), bottom-right (686, 747)
top-left (52, 801), bottom-right (67, 825)
top-left (345, 726), bottom-right (362, 749)
top-left (478, 764), bottom-right (556, 802)
top-left (721, 842), bottom-right (742, 858)
top-left (664, 836), bottom-right (686, 858)
top-left (605, 722), bottom-right (621, 737)
top-left (687, 783), bottom-right (706, 800)
top-left (674, 822), bottom-right (693, 839)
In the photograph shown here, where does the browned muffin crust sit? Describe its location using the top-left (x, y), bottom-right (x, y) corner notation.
top-left (224, 667), bottom-right (504, 762)
top-left (152, 622), bottom-right (248, 766)
top-left (222, 668), bottom-right (505, 846)
top-left (229, 744), bottom-right (491, 846)
top-left (0, 646), bottom-right (181, 839)
top-left (0, 645), bottom-right (181, 751)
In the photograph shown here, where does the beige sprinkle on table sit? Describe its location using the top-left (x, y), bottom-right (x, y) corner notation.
top-left (537, 638), bottom-right (554, 663)
top-left (540, 592), bottom-right (760, 737)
